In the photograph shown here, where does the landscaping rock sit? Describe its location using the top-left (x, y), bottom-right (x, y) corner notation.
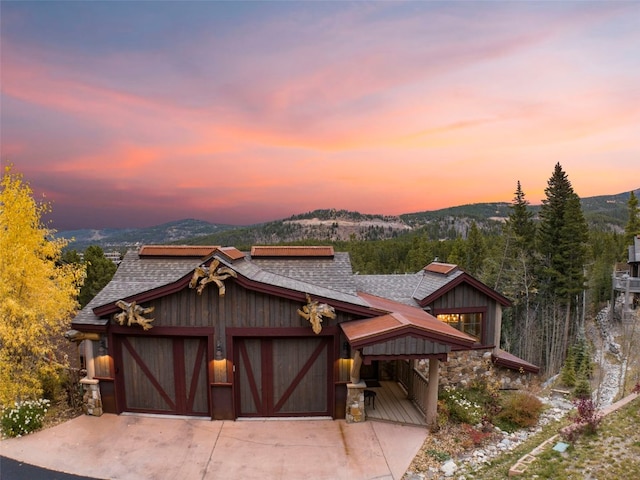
top-left (440, 460), bottom-right (457, 477)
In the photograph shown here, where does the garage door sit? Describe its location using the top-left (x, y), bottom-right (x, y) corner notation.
top-left (118, 336), bottom-right (209, 416)
top-left (235, 337), bottom-right (331, 417)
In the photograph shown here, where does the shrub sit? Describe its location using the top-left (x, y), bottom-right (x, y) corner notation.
top-left (460, 423), bottom-right (493, 448)
top-left (560, 397), bottom-right (603, 442)
top-left (1, 399), bottom-right (50, 437)
top-left (426, 448), bottom-right (451, 462)
top-left (573, 378), bottom-right (591, 399)
top-left (38, 365), bottom-right (63, 401)
top-left (439, 386), bottom-right (484, 425)
top-left (493, 391), bottom-right (543, 432)
top-left (572, 397), bottom-right (602, 434)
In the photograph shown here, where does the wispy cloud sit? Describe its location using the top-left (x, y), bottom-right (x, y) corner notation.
top-left (1, 1), bottom-right (638, 229)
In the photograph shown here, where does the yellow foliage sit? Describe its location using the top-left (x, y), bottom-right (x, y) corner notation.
top-left (0, 165), bottom-right (85, 406)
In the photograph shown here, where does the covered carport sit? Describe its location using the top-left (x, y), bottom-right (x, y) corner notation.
top-left (342, 292), bottom-right (476, 428)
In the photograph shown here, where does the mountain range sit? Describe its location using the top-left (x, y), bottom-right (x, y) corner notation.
top-left (58, 188), bottom-right (639, 252)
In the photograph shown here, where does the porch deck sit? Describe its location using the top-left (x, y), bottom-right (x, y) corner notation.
top-left (365, 381), bottom-right (426, 427)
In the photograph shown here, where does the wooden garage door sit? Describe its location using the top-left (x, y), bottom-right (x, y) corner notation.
top-left (119, 336), bottom-right (209, 416)
top-left (235, 337), bottom-right (331, 417)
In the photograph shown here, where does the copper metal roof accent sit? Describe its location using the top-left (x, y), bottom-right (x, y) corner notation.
top-left (423, 262), bottom-right (458, 275)
top-left (250, 246), bottom-right (334, 257)
top-left (492, 349), bottom-right (540, 373)
top-left (138, 245), bottom-right (219, 258)
top-left (342, 292), bottom-right (476, 348)
top-left (217, 246), bottom-right (246, 261)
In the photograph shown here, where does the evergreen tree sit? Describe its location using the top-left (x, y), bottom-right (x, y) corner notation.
top-left (556, 193), bottom-right (589, 302)
top-left (78, 246), bottom-right (118, 307)
top-left (624, 190), bottom-right (640, 246)
top-left (536, 163), bottom-right (589, 374)
top-left (538, 163), bottom-right (575, 295)
top-left (505, 181), bottom-right (536, 248)
top-left (465, 221), bottom-right (486, 276)
top-left (491, 181), bottom-right (539, 366)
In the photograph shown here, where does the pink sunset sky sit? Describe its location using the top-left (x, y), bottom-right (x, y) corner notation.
top-left (1, 1), bottom-right (639, 231)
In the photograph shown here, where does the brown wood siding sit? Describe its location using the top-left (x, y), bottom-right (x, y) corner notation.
top-left (363, 337), bottom-right (449, 356)
top-left (429, 283), bottom-right (497, 346)
top-left (144, 280), bottom-right (355, 338)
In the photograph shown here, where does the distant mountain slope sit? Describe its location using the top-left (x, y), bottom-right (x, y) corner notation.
top-left (58, 219), bottom-right (238, 251)
top-left (58, 188), bottom-right (639, 251)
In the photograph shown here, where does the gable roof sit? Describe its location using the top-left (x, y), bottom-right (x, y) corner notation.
top-left (72, 247), bottom-right (508, 356)
top-left (355, 263), bottom-right (511, 309)
top-left (415, 270), bottom-right (511, 308)
top-left (73, 249), bottom-right (203, 326)
top-left (250, 251), bottom-right (357, 295)
top-left (342, 292), bottom-right (476, 351)
top-left (73, 246), bottom-right (368, 327)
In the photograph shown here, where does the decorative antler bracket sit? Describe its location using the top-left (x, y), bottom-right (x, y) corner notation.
top-left (297, 293), bottom-right (336, 334)
top-left (114, 300), bottom-right (155, 330)
top-left (189, 259), bottom-right (237, 296)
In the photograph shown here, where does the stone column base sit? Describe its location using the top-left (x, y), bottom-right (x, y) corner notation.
top-left (80, 377), bottom-right (103, 416)
top-left (346, 381), bottom-right (366, 423)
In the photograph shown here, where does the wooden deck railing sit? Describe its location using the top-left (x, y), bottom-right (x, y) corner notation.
top-left (396, 360), bottom-right (429, 416)
top-left (613, 275), bottom-right (640, 293)
top-left (411, 368), bottom-right (429, 415)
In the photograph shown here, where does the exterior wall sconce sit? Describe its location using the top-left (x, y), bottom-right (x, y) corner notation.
top-left (215, 340), bottom-right (224, 361)
top-left (213, 339), bottom-right (227, 383)
top-left (341, 341), bottom-right (350, 359)
top-left (98, 337), bottom-right (108, 356)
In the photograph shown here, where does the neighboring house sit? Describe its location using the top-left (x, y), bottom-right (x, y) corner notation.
top-left (70, 245), bottom-right (537, 427)
top-left (613, 234), bottom-right (640, 323)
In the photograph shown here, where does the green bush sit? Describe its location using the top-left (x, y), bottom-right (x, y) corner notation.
top-left (494, 391), bottom-right (543, 432)
top-left (39, 366), bottom-right (63, 401)
top-left (439, 386), bottom-right (485, 424)
top-left (573, 378), bottom-right (591, 399)
top-left (1, 399), bottom-right (50, 437)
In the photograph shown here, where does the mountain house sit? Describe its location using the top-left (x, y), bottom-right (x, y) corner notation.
top-left (69, 245), bottom-right (538, 428)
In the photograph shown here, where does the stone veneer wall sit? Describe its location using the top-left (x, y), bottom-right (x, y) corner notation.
top-left (345, 381), bottom-right (366, 423)
top-left (80, 377), bottom-right (103, 416)
top-left (415, 349), bottom-right (536, 390)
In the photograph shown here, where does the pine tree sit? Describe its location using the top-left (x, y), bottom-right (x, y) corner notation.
top-left (466, 221), bottom-right (486, 276)
top-left (489, 182), bottom-right (540, 366)
top-left (538, 163), bottom-right (575, 295)
top-left (79, 245), bottom-right (118, 307)
top-left (0, 166), bottom-right (85, 406)
top-left (624, 190), bottom-right (640, 246)
top-left (536, 163), bottom-right (589, 374)
top-left (505, 181), bottom-right (536, 249)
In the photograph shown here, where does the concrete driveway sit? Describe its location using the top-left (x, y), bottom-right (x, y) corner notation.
top-left (0, 414), bottom-right (427, 480)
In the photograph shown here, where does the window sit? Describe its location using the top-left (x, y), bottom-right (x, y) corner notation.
top-left (437, 312), bottom-right (482, 342)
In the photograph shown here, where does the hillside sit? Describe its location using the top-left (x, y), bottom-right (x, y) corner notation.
top-left (58, 218), bottom-right (237, 251)
top-left (57, 188), bottom-right (639, 250)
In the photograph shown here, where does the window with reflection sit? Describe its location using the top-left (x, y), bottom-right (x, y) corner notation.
top-left (437, 312), bottom-right (482, 342)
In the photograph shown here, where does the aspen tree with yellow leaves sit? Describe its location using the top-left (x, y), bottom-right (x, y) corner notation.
top-left (0, 165), bottom-right (85, 407)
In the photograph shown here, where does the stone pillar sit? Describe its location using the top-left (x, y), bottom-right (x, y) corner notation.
top-left (80, 377), bottom-right (103, 416)
top-left (425, 357), bottom-right (439, 429)
top-left (345, 381), bottom-right (366, 423)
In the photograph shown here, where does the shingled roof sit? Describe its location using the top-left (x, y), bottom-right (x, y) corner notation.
top-left (73, 246), bottom-right (369, 327)
top-left (250, 251), bottom-right (357, 296)
top-left (73, 250), bottom-right (203, 326)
